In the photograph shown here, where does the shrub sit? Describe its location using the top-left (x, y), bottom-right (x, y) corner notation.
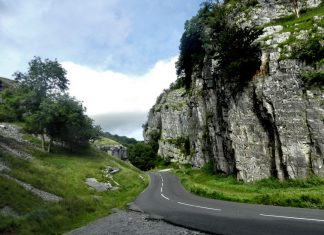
top-left (291, 35), bottom-right (324, 66)
top-left (301, 71), bottom-right (324, 88)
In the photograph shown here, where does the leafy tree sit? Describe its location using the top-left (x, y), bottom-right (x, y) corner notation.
top-left (25, 95), bottom-right (101, 152)
top-left (8, 57), bottom-right (101, 152)
top-left (128, 142), bottom-right (156, 171)
top-left (175, 2), bottom-right (216, 89)
top-left (14, 56), bottom-right (68, 95)
top-left (277, 0), bottom-right (306, 18)
top-left (175, 2), bottom-right (262, 91)
top-left (211, 24), bottom-right (262, 81)
top-left (13, 57), bottom-right (69, 113)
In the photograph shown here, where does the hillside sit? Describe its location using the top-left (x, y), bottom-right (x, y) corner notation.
top-left (144, 0), bottom-right (324, 182)
top-left (0, 123), bottom-right (148, 234)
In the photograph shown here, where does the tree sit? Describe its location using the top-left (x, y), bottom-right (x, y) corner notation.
top-left (128, 142), bottom-right (157, 171)
top-left (14, 56), bottom-right (68, 95)
top-left (13, 57), bottom-right (69, 113)
top-left (211, 24), bottom-right (262, 81)
top-left (11, 57), bottom-right (101, 152)
top-left (25, 95), bottom-right (101, 152)
top-left (278, 0), bottom-right (306, 18)
top-left (175, 2), bottom-right (216, 89)
top-left (290, 0), bottom-right (301, 18)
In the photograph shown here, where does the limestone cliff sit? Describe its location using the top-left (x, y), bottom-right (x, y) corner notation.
top-left (144, 0), bottom-right (324, 182)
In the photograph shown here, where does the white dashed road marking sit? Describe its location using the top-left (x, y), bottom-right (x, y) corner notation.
top-left (177, 202), bottom-right (221, 211)
top-left (158, 173), bottom-right (221, 210)
top-left (260, 214), bottom-right (324, 222)
top-left (161, 193), bottom-right (170, 200)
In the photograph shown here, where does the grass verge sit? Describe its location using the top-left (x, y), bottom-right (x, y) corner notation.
top-left (173, 165), bottom-right (324, 209)
top-left (0, 147), bottom-right (148, 235)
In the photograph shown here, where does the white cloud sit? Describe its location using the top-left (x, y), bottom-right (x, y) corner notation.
top-left (64, 56), bottom-right (177, 140)
top-left (64, 56), bottom-right (177, 115)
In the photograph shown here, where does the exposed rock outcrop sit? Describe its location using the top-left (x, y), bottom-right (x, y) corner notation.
top-left (144, 0), bottom-right (324, 182)
top-left (85, 178), bottom-right (112, 192)
top-left (97, 145), bottom-right (128, 160)
top-left (85, 166), bottom-right (120, 191)
top-left (1, 174), bottom-right (63, 202)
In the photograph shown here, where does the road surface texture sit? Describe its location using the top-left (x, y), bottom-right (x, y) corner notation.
top-left (134, 171), bottom-right (324, 235)
top-left (65, 210), bottom-right (206, 235)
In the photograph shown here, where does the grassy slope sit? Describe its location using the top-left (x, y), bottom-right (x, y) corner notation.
top-left (173, 167), bottom-right (324, 209)
top-left (0, 146), bottom-right (148, 234)
top-left (94, 137), bottom-right (121, 146)
top-left (267, 4), bottom-right (324, 31)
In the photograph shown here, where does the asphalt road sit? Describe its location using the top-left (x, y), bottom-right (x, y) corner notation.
top-left (134, 171), bottom-right (324, 235)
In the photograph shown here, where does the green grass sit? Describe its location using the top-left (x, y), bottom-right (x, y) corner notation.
top-left (173, 166), bottom-right (324, 209)
top-left (265, 5), bottom-right (324, 30)
top-left (0, 147), bottom-right (148, 234)
top-left (94, 137), bottom-right (121, 146)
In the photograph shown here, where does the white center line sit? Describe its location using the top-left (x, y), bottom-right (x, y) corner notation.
top-left (161, 193), bottom-right (170, 200)
top-left (260, 214), bottom-right (324, 222)
top-left (177, 201), bottom-right (221, 211)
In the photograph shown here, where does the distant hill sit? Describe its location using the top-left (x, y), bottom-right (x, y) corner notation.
top-left (0, 77), bottom-right (14, 91)
top-left (102, 132), bottom-right (138, 147)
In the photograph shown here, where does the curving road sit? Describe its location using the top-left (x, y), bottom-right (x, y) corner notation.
top-left (134, 171), bottom-right (324, 235)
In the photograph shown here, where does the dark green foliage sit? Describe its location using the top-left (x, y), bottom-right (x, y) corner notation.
top-left (32, 95), bottom-right (101, 150)
top-left (301, 71), bottom-right (324, 88)
top-left (0, 216), bottom-right (19, 234)
top-left (224, 0), bottom-right (258, 7)
top-left (14, 57), bottom-right (68, 97)
top-left (0, 86), bottom-right (27, 121)
top-left (147, 130), bottom-right (161, 153)
top-left (175, 2), bottom-right (262, 90)
top-left (201, 162), bottom-right (215, 175)
top-left (212, 25), bottom-right (262, 81)
top-left (13, 57), bottom-right (69, 116)
top-left (1, 57), bottom-right (100, 152)
top-left (128, 142), bottom-right (157, 171)
top-left (128, 142), bottom-right (171, 171)
top-left (102, 132), bottom-right (138, 147)
top-left (176, 17), bottom-right (205, 89)
top-left (176, 3), bottom-right (215, 89)
top-left (291, 35), bottom-right (324, 66)
top-left (166, 137), bottom-right (191, 156)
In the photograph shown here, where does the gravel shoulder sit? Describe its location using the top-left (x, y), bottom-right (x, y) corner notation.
top-left (65, 210), bottom-right (207, 235)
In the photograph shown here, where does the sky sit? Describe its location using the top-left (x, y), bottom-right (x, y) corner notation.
top-left (0, 0), bottom-right (203, 140)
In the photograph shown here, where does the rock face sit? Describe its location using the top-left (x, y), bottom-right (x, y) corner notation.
top-left (97, 145), bottom-right (128, 160)
top-left (144, 1), bottom-right (324, 182)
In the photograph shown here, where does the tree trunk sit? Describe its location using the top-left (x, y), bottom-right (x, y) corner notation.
top-left (47, 138), bottom-right (53, 153)
top-left (41, 134), bottom-right (46, 151)
top-left (291, 0), bottom-right (300, 18)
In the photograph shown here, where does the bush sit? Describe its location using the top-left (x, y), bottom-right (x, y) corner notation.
top-left (201, 162), bottom-right (215, 175)
top-left (128, 142), bottom-right (157, 171)
top-left (301, 71), bottom-right (324, 88)
top-left (291, 36), bottom-right (324, 66)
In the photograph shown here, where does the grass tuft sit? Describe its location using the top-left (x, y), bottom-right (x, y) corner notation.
top-left (173, 167), bottom-right (324, 209)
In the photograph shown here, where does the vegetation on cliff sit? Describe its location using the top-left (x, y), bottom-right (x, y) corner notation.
top-left (175, 1), bottom-right (262, 89)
